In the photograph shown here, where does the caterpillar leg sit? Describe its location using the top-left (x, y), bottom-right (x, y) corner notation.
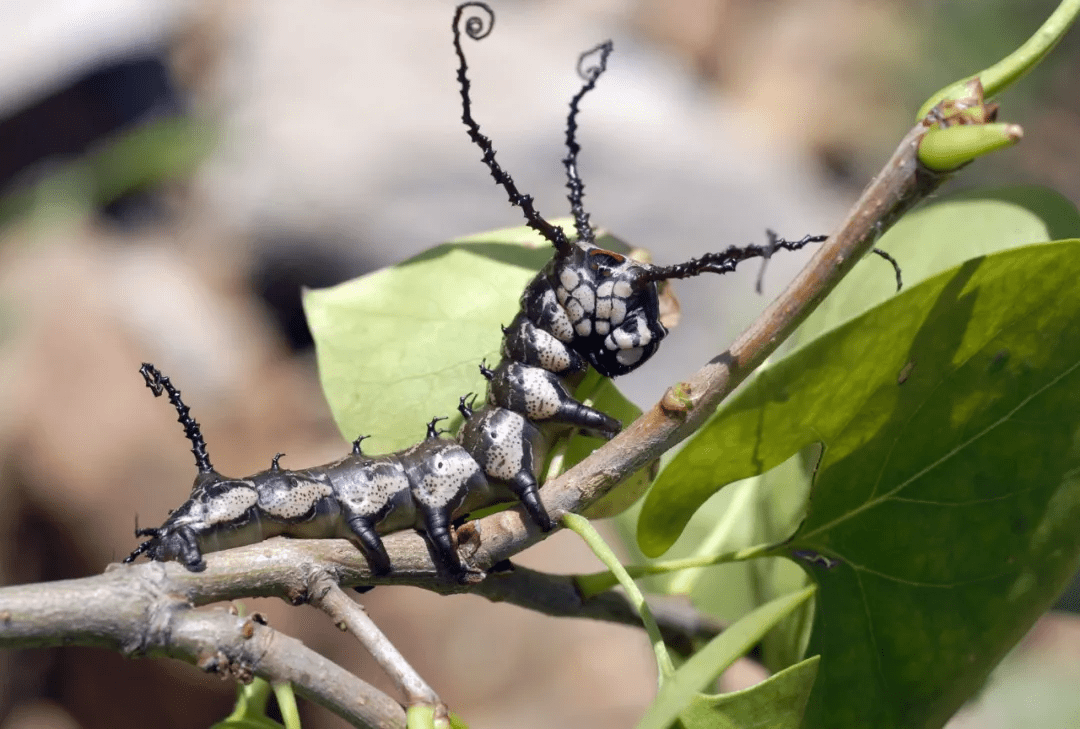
top-left (481, 361), bottom-right (620, 438)
top-left (507, 470), bottom-right (553, 532)
top-left (458, 404), bottom-right (554, 531)
top-left (177, 529), bottom-right (207, 572)
top-left (401, 438), bottom-right (487, 579)
top-left (420, 505), bottom-right (463, 577)
top-left (346, 515), bottom-right (392, 576)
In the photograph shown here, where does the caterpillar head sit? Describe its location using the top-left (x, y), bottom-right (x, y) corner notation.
top-left (535, 243), bottom-right (667, 377)
top-left (124, 520), bottom-right (205, 572)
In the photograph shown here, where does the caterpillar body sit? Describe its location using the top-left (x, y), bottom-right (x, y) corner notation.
top-left (123, 1), bottom-right (824, 578)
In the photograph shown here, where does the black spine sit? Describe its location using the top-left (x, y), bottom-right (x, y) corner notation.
top-left (458, 393), bottom-right (477, 420)
top-left (563, 41), bottom-right (613, 245)
top-left (452, 2), bottom-right (573, 257)
top-left (641, 232), bottom-right (828, 285)
top-left (140, 363), bottom-right (214, 474)
top-left (426, 416), bottom-right (449, 440)
top-left (871, 248), bottom-right (904, 291)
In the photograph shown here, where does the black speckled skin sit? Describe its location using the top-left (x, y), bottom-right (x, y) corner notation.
top-left (458, 405), bottom-right (551, 531)
top-left (126, 437), bottom-right (491, 577)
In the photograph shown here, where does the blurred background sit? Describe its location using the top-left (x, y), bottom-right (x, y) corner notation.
top-left (0, 1), bottom-right (1077, 728)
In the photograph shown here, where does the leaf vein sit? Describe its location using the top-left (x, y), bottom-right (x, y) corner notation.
top-left (800, 354), bottom-right (1080, 540)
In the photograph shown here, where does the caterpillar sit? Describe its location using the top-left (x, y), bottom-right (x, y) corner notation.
top-left (123, 1), bottom-right (825, 579)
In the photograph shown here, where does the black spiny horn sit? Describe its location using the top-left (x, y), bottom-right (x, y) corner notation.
top-left (637, 232), bottom-right (828, 287)
top-left (426, 416), bottom-right (449, 440)
top-left (140, 363), bottom-right (214, 474)
top-left (870, 247), bottom-right (904, 292)
top-left (563, 40), bottom-right (613, 245)
top-left (458, 393), bottom-right (477, 420)
top-left (452, 1), bottom-right (573, 257)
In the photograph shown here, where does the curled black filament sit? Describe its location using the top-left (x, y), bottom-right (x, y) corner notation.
top-left (564, 40), bottom-right (614, 245)
top-left (452, 1), bottom-right (573, 257)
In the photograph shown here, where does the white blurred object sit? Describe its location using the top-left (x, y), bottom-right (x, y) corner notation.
top-left (0, 0), bottom-right (194, 116)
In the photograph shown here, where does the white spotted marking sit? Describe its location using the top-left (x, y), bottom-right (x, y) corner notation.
top-left (565, 297), bottom-right (585, 323)
top-left (610, 299), bottom-right (627, 325)
top-left (259, 475), bottom-right (334, 520)
top-left (412, 445), bottom-right (478, 509)
top-left (613, 280), bottom-right (632, 298)
top-left (520, 368), bottom-right (563, 420)
top-left (533, 327), bottom-right (572, 372)
top-left (597, 280), bottom-right (615, 298)
top-left (612, 328), bottom-right (636, 349)
top-left (542, 290), bottom-right (574, 342)
top-left (337, 463), bottom-right (409, 517)
top-left (200, 481), bottom-right (259, 525)
top-left (481, 412), bottom-right (526, 480)
top-left (575, 319), bottom-right (592, 336)
top-left (560, 268), bottom-right (580, 290)
top-left (595, 320), bottom-right (610, 335)
top-left (573, 286), bottom-right (595, 314)
top-left (616, 347), bottom-right (645, 366)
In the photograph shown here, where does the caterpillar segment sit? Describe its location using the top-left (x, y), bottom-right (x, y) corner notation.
top-left (126, 2), bottom-right (828, 580)
top-left (125, 378), bottom-right (503, 577)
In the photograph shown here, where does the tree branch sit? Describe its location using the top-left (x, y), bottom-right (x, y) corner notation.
top-left (0, 568), bottom-right (406, 729)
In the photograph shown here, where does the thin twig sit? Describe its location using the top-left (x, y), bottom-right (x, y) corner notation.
top-left (307, 570), bottom-right (441, 709)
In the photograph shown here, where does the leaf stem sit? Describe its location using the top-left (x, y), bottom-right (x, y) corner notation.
top-left (562, 513), bottom-right (676, 679)
top-left (272, 682), bottom-right (302, 729)
top-left (574, 541), bottom-right (776, 598)
top-left (917, 0), bottom-right (1080, 118)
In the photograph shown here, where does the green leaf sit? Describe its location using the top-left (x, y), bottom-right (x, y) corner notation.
top-left (638, 240), bottom-right (1080, 727)
top-left (304, 223), bottom-right (553, 454)
top-left (636, 587), bottom-right (816, 729)
top-left (677, 656), bottom-right (820, 729)
top-left (796, 186), bottom-right (1080, 347)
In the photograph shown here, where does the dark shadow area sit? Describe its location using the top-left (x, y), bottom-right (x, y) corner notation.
top-left (0, 52), bottom-right (183, 229)
top-left (250, 234), bottom-right (374, 352)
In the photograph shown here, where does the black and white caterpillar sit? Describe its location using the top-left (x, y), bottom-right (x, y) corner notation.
top-left (123, 1), bottom-right (826, 579)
